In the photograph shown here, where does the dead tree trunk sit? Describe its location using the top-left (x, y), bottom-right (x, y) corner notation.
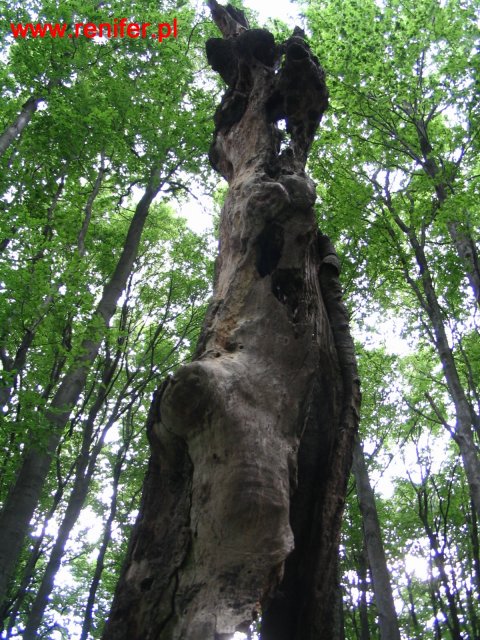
top-left (103, 4), bottom-right (360, 639)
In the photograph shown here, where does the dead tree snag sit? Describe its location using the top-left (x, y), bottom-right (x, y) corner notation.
top-left (102, 3), bottom-right (360, 639)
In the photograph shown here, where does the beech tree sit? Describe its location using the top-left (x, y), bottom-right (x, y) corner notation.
top-left (305, 0), bottom-right (480, 515)
top-left (102, 2), bottom-right (360, 638)
top-left (0, 0), bottom-right (214, 634)
top-left (352, 437), bottom-right (400, 640)
top-left (303, 0), bottom-right (479, 634)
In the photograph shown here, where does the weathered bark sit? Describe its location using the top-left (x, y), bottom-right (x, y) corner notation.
top-left (0, 169), bottom-right (163, 608)
top-left (103, 4), bottom-right (360, 639)
top-left (0, 97), bottom-right (43, 158)
top-left (352, 438), bottom-right (401, 640)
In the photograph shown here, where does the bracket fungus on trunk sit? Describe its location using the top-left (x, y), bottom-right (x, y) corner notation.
top-left (102, 3), bottom-right (360, 639)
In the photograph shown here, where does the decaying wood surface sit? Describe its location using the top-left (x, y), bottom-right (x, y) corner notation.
top-left (102, 3), bottom-right (360, 638)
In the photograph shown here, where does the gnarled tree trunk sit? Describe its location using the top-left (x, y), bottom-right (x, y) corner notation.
top-left (102, 4), bottom-right (360, 639)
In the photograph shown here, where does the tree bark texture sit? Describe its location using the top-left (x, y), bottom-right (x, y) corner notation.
top-left (103, 4), bottom-right (360, 639)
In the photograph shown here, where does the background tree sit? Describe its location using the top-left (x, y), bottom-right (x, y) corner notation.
top-left (0, 0), bottom-right (215, 636)
top-left (304, 0), bottom-right (480, 636)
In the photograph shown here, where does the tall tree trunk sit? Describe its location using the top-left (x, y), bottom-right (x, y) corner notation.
top-left (413, 119), bottom-right (480, 308)
top-left (102, 4), bottom-right (360, 639)
top-left (0, 97), bottom-right (42, 158)
top-left (0, 317), bottom-right (72, 502)
top-left (352, 438), bottom-right (401, 640)
top-left (417, 486), bottom-right (462, 640)
top-left (81, 435), bottom-right (130, 640)
top-left (406, 229), bottom-right (480, 517)
top-left (21, 335), bottom-right (125, 640)
top-left (404, 573), bottom-right (422, 640)
top-left (381, 203), bottom-right (480, 518)
top-left (0, 465), bottom-right (67, 634)
top-left (0, 169), bottom-right (163, 608)
top-left (77, 154), bottom-right (107, 256)
top-left (356, 548), bottom-right (371, 640)
top-left (469, 499), bottom-right (480, 597)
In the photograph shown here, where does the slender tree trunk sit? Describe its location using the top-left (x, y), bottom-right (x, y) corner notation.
top-left (0, 317), bottom-right (72, 502)
top-left (356, 548), bottom-right (371, 640)
top-left (417, 488), bottom-right (462, 640)
top-left (0, 97), bottom-right (43, 158)
top-left (384, 206), bottom-right (480, 518)
top-left (405, 573), bottom-right (422, 640)
top-left (469, 500), bottom-right (480, 597)
top-left (446, 219), bottom-right (480, 308)
top-left (407, 230), bottom-right (480, 518)
top-left (0, 169), bottom-right (163, 608)
top-left (77, 154), bottom-right (107, 256)
top-left (466, 587), bottom-right (479, 640)
top-left (0, 294), bottom-right (54, 408)
top-left (0, 469), bottom-right (67, 633)
top-left (81, 439), bottom-right (129, 640)
top-left (21, 337), bottom-right (125, 640)
top-left (352, 438), bottom-right (401, 640)
top-left (429, 583), bottom-right (443, 640)
top-left (414, 122), bottom-right (480, 308)
top-left (428, 565), bottom-right (443, 640)
top-left (103, 4), bottom-right (360, 639)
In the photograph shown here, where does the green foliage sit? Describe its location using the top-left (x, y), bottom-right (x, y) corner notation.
top-left (0, 0), bottom-right (216, 635)
top-left (304, 0), bottom-right (480, 636)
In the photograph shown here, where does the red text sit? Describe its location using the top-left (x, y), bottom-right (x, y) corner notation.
top-left (10, 18), bottom-right (178, 43)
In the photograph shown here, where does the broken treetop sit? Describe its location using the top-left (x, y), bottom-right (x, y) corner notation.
top-left (206, 0), bottom-right (329, 179)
